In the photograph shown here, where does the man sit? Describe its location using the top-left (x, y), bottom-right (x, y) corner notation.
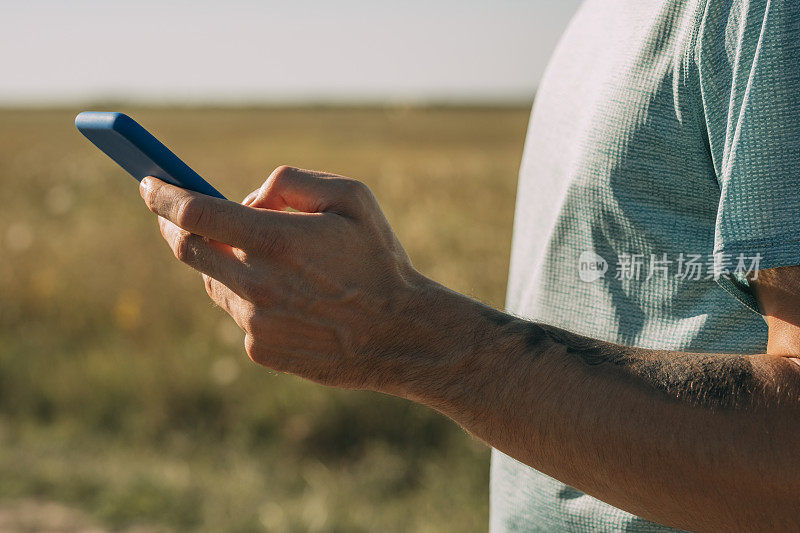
top-left (139, 0), bottom-right (800, 530)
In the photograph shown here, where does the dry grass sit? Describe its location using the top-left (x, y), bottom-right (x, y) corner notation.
top-left (0, 106), bottom-right (529, 532)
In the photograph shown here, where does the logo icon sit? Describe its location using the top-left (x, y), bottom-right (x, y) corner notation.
top-left (578, 251), bottom-right (607, 282)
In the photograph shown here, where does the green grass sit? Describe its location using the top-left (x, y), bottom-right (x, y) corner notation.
top-left (0, 106), bottom-right (529, 531)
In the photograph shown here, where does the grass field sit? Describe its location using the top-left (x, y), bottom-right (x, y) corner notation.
top-left (0, 106), bottom-right (529, 532)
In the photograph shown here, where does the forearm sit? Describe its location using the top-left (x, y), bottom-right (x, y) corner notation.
top-left (377, 276), bottom-right (800, 531)
top-left (141, 169), bottom-right (800, 530)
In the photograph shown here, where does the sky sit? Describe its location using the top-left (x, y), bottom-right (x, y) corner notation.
top-left (1, 0), bottom-right (583, 105)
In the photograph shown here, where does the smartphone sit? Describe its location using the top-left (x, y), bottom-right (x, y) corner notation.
top-left (75, 111), bottom-right (226, 200)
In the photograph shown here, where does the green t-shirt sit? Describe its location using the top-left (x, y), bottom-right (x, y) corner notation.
top-left (493, 0), bottom-right (800, 530)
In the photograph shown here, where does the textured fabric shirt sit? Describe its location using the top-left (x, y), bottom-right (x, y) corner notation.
top-left (491, 0), bottom-right (800, 531)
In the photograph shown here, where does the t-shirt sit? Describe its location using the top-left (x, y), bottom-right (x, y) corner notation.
top-left (491, 0), bottom-right (800, 531)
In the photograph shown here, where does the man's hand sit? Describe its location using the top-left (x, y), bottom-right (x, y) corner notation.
top-left (141, 166), bottom-right (800, 531)
top-left (139, 166), bottom-right (423, 389)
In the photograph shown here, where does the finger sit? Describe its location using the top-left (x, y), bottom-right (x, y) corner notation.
top-left (203, 274), bottom-right (258, 333)
top-left (249, 165), bottom-right (374, 217)
top-left (159, 217), bottom-right (254, 296)
top-left (141, 176), bottom-right (296, 250)
top-left (203, 273), bottom-right (238, 313)
top-left (242, 189), bottom-right (259, 206)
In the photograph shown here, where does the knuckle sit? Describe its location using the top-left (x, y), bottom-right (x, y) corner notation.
top-left (233, 275), bottom-right (259, 303)
top-left (239, 304), bottom-right (263, 335)
top-left (175, 196), bottom-right (206, 229)
top-left (346, 178), bottom-right (369, 196)
top-left (172, 232), bottom-right (196, 263)
top-left (244, 334), bottom-right (260, 362)
top-left (341, 179), bottom-right (373, 211)
top-left (203, 275), bottom-right (215, 298)
top-left (244, 333), bottom-right (270, 366)
top-left (269, 165), bottom-right (296, 186)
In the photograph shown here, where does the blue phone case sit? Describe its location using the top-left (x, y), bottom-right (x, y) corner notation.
top-left (75, 111), bottom-right (226, 200)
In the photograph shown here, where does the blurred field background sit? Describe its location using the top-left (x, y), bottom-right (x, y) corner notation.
top-left (0, 106), bottom-right (529, 532)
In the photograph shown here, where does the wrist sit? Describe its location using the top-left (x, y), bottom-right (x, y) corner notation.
top-left (366, 272), bottom-right (489, 404)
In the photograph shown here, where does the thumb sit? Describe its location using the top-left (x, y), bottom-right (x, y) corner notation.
top-left (242, 189), bottom-right (260, 206)
top-left (248, 165), bottom-right (370, 216)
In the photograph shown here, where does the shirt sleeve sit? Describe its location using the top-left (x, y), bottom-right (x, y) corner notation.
top-left (697, 0), bottom-right (800, 313)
